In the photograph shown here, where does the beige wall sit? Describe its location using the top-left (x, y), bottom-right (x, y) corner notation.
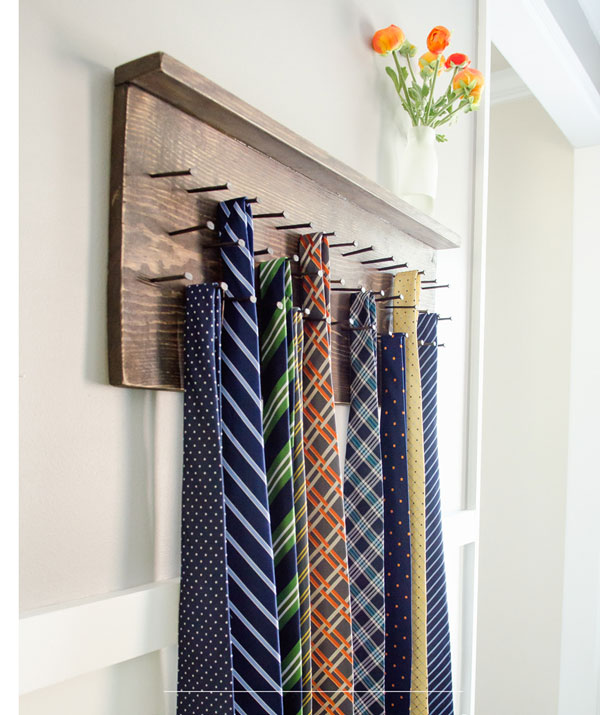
top-left (20, 0), bottom-right (477, 611)
top-left (476, 95), bottom-right (574, 714)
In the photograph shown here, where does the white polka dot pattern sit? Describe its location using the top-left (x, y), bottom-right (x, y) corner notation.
top-left (177, 283), bottom-right (234, 714)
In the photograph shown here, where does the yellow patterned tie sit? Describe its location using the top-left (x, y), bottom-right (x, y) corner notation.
top-left (392, 270), bottom-right (428, 714)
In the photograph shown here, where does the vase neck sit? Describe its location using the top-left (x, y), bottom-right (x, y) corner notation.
top-left (408, 125), bottom-right (435, 145)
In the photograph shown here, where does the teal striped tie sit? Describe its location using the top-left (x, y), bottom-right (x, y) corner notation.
top-left (290, 307), bottom-right (312, 715)
top-left (259, 258), bottom-right (303, 715)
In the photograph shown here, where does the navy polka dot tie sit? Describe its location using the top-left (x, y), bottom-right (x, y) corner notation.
top-left (177, 283), bottom-right (234, 714)
top-left (380, 332), bottom-right (412, 714)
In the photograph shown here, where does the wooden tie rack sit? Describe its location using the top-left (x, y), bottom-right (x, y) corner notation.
top-left (107, 52), bottom-right (460, 403)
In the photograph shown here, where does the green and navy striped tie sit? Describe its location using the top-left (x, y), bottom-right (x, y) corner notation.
top-left (290, 306), bottom-right (312, 715)
top-left (259, 258), bottom-right (303, 715)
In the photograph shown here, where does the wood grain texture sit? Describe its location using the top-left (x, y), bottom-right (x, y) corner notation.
top-left (108, 71), bottom-right (452, 401)
top-left (115, 52), bottom-right (461, 251)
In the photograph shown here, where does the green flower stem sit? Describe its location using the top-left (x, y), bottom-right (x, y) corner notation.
top-left (392, 50), bottom-right (418, 125)
top-left (433, 99), bottom-right (470, 127)
top-left (406, 55), bottom-right (419, 88)
top-left (424, 56), bottom-right (441, 123)
top-left (444, 67), bottom-right (458, 103)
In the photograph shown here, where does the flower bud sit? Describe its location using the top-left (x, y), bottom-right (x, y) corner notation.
top-left (372, 25), bottom-right (405, 55)
top-left (453, 67), bottom-right (485, 106)
top-left (445, 53), bottom-right (470, 70)
top-left (427, 26), bottom-right (451, 54)
top-left (418, 51), bottom-right (445, 77)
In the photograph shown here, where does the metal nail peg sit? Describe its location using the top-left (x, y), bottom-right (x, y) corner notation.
top-left (331, 286), bottom-right (366, 293)
top-left (382, 305), bottom-right (417, 310)
top-left (168, 220), bottom-right (216, 236)
top-left (341, 245), bottom-right (374, 257)
top-left (422, 279), bottom-right (438, 284)
top-left (323, 231), bottom-right (336, 238)
top-left (275, 222), bottom-right (313, 231)
top-left (377, 262), bottom-right (408, 271)
top-left (144, 272), bottom-right (193, 284)
top-left (375, 293), bottom-right (404, 302)
top-left (207, 238), bottom-right (246, 249)
top-left (421, 284), bottom-right (450, 290)
top-left (253, 211), bottom-right (287, 219)
top-left (186, 182), bottom-right (231, 194)
top-left (330, 240), bottom-right (357, 249)
top-left (331, 278), bottom-right (346, 285)
top-left (149, 167), bottom-right (199, 179)
top-left (247, 197), bottom-right (260, 204)
top-left (361, 256), bottom-right (395, 265)
top-left (303, 315), bottom-right (331, 324)
top-left (438, 316), bottom-right (452, 321)
top-left (224, 294), bottom-right (257, 303)
top-left (254, 247), bottom-right (274, 256)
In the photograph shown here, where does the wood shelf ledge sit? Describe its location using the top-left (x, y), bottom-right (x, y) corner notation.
top-left (115, 52), bottom-right (461, 251)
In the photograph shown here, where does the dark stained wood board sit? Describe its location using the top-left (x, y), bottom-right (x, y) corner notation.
top-left (109, 56), bottom-right (459, 402)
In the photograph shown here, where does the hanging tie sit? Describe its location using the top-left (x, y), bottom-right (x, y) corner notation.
top-left (380, 332), bottom-right (412, 714)
top-left (177, 283), bottom-right (234, 715)
top-left (392, 270), bottom-right (429, 715)
top-left (258, 258), bottom-right (303, 715)
top-left (343, 290), bottom-right (385, 715)
top-left (418, 313), bottom-right (454, 715)
top-left (217, 198), bottom-right (284, 715)
top-left (299, 232), bottom-right (354, 715)
top-left (291, 307), bottom-right (313, 715)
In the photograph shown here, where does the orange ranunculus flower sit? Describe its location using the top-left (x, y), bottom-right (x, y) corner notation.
top-left (445, 52), bottom-right (470, 70)
top-left (418, 51), bottom-right (445, 76)
top-left (427, 25), bottom-right (451, 54)
top-left (453, 67), bottom-right (485, 105)
top-left (372, 25), bottom-right (405, 55)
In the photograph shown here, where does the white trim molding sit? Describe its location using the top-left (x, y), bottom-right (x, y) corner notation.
top-left (490, 68), bottom-right (531, 105)
top-left (491, 0), bottom-right (600, 146)
top-left (20, 512), bottom-right (479, 698)
top-left (19, 579), bottom-right (179, 695)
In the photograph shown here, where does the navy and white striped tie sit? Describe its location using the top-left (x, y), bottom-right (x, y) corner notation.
top-left (217, 198), bottom-right (284, 715)
top-left (418, 312), bottom-right (454, 714)
top-left (343, 290), bottom-right (385, 714)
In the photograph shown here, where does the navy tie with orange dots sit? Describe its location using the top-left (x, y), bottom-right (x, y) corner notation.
top-left (380, 332), bottom-right (412, 714)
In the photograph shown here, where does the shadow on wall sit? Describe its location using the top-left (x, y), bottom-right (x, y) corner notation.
top-left (61, 44), bottom-right (161, 591)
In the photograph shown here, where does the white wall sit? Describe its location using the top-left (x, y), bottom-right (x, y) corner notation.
top-left (476, 94), bottom-right (574, 715)
top-left (20, 0), bottom-right (478, 711)
top-left (557, 145), bottom-right (600, 715)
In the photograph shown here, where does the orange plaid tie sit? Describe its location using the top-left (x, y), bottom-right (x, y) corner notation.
top-left (300, 232), bottom-right (354, 715)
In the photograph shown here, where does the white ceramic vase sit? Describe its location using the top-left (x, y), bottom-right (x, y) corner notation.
top-left (396, 125), bottom-right (438, 215)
